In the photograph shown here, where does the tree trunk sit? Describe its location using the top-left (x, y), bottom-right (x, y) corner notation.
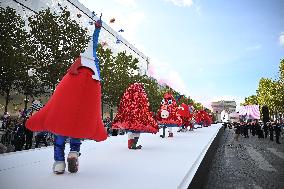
top-left (4, 88), bottom-right (10, 113)
top-left (110, 109), bottom-right (113, 121)
top-left (24, 93), bottom-right (29, 112)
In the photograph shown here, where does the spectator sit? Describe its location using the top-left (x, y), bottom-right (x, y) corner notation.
top-left (0, 143), bottom-right (7, 154)
top-left (263, 123), bottom-right (268, 138)
top-left (274, 123), bottom-right (282, 144)
top-left (24, 119), bottom-right (34, 150)
top-left (234, 123), bottom-right (241, 141)
top-left (223, 122), bottom-right (228, 130)
top-left (243, 122), bottom-right (249, 138)
top-left (269, 123), bottom-right (274, 141)
top-left (35, 131), bottom-right (49, 148)
top-left (256, 121), bottom-right (264, 138)
top-left (13, 118), bottom-right (26, 151)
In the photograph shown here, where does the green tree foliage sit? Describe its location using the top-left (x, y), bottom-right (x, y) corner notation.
top-left (139, 76), bottom-right (162, 112)
top-left (0, 6), bottom-right (32, 112)
top-left (243, 59), bottom-right (284, 119)
top-left (257, 78), bottom-right (274, 108)
top-left (28, 7), bottom-right (90, 91)
top-left (279, 59), bottom-right (284, 82)
top-left (243, 95), bottom-right (258, 105)
top-left (193, 102), bottom-right (203, 110)
top-left (97, 45), bottom-right (141, 107)
top-left (275, 59), bottom-right (284, 112)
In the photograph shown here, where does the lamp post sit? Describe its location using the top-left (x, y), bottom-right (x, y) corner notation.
top-left (23, 68), bottom-right (35, 115)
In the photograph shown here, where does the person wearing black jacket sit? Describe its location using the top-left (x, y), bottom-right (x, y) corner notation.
top-left (256, 122), bottom-right (264, 138)
top-left (234, 123), bottom-right (241, 141)
top-left (13, 119), bottom-right (26, 151)
top-left (269, 123), bottom-right (274, 141)
top-left (24, 118), bottom-right (34, 150)
top-left (223, 122), bottom-right (228, 131)
top-left (35, 131), bottom-right (49, 148)
top-left (243, 122), bottom-right (249, 138)
top-left (251, 122), bottom-right (256, 136)
top-left (274, 123), bottom-right (282, 144)
top-left (263, 123), bottom-right (268, 138)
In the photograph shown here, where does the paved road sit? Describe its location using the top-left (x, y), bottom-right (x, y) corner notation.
top-left (204, 128), bottom-right (284, 189)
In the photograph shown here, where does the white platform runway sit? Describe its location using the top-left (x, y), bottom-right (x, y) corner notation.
top-left (0, 124), bottom-right (222, 189)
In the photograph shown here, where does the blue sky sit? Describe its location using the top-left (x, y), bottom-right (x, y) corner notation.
top-left (79, 0), bottom-right (284, 107)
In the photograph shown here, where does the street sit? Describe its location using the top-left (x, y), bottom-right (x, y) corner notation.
top-left (205, 127), bottom-right (284, 189)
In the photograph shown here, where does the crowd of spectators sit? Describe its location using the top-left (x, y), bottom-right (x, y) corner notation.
top-left (224, 119), bottom-right (283, 144)
top-left (0, 101), bottom-right (53, 154)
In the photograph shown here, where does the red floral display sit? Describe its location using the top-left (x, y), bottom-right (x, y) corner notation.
top-left (112, 83), bottom-right (159, 133)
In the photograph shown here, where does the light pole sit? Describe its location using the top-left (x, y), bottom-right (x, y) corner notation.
top-left (24, 68), bottom-right (35, 115)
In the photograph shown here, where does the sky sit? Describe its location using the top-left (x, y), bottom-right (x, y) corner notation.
top-left (78, 0), bottom-right (284, 108)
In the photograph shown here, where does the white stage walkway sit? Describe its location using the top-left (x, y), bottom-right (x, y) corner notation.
top-left (0, 124), bottom-right (222, 189)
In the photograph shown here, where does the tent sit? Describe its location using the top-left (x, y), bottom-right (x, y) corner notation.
top-left (238, 105), bottom-right (260, 120)
top-left (229, 112), bottom-right (239, 122)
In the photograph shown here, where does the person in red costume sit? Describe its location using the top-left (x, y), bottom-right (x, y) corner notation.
top-left (195, 109), bottom-right (212, 127)
top-left (26, 17), bottom-right (107, 174)
top-left (177, 103), bottom-right (195, 132)
top-left (112, 83), bottom-right (159, 149)
top-left (156, 93), bottom-right (182, 138)
top-left (188, 104), bottom-right (195, 131)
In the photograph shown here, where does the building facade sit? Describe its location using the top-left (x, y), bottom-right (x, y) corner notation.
top-left (211, 100), bottom-right (237, 122)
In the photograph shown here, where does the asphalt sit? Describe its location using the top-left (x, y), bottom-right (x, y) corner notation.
top-left (204, 127), bottom-right (284, 189)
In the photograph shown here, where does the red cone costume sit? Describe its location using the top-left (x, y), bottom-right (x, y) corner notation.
top-left (26, 21), bottom-right (107, 142)
top-left (112, 83), bottom-right (158, 134)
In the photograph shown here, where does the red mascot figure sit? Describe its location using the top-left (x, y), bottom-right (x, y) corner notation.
top-left (156, 93), bottom-right (182, 138)
top-left (26, 18), bottom-right (107, 174)
top-left (177, 103), bottom-right (195, 132)
top-left (177, 103), bottom-right (190, 132)
top-left (112, 83), bottom-right (159, 150)
top-left (195, 109), bottom-right (212, 127)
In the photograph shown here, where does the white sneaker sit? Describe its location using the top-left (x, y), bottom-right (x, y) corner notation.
top-left (53, 161), bottom-right (66, 174)
top-left (67, 151), bottom-right (79, 173)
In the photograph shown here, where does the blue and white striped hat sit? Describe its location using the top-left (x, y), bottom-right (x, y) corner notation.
top-left (31, 100), bottom-right (43, 111)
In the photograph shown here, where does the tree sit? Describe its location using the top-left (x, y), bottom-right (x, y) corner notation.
top-left (243, 59), bottom-right (284, 120)
top-left (98, 46), bottom-right (141, 108)
top-left (139, 76), bottom-right (162, 112)
top-left (28, 7), bottom-right (90, 91)
top-left (97, 45), bottom-right (115, 108)
top-left (277, 59), bottom-right (284, 113)
top-left (0, 6), bottom-right (33, 112)
top-left (243, 95), bottom-right (258, 105)
top-left (193, 102), bottom-right (203, 110)
top-left (279, 59), bottom-right (284, 82)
